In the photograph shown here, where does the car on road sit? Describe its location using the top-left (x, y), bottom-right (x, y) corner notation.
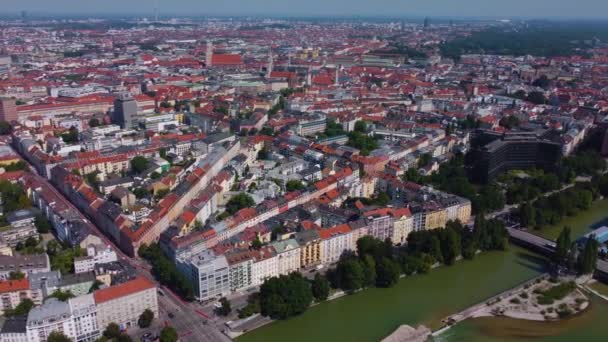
top-left (168, 312), bottom-right (175, 318)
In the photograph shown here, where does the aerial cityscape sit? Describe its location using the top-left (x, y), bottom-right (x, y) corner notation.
top-left (0, 1), bottom-right (607, 342)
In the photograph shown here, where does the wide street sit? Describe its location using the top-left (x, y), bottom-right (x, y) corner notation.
top-left (17, 153), bottom-right (231, 342)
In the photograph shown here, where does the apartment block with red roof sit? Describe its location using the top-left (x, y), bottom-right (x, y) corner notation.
top-left (0, 278), bottom-right (35, 315)
top-left (93, 277), bottom-right (158, 330)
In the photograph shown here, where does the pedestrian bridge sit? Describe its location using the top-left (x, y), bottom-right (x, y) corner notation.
top-left (506, 227), bottom-right (608, 281)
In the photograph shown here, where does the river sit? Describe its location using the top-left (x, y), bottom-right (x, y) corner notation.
top-left (237, 246), bottom-right (545, 342)
top-left (237, 200), bottom-right (608, 342)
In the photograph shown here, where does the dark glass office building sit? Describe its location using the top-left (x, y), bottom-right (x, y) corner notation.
top-left (469, 129), bottom-right (563, 183)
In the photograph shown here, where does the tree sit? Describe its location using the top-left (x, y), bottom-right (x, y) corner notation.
top-left (532, 75), bottom-right (550, 89)
top-left (259, 273), bottom-right (313, 320)
top-left (103, 323), bottom-right (121, 339)
top-left (375, 257), bottom-right (400, 288)
top-left (217, 297), bottom-right (232, 316)
top-left (35, 214), bottom-right (52, 234)
top-left (554, 226), bottom-right (572, 265)
top-left (311, 273), bottom-right (330, 301)
top-left (0, 121), bottom-right (12, 135)
top-left (251, 236), bottom-right (263, 250)
top-left (137, 309), bottom-right (155, 328)
top-left (286, 180), bottom-right (305, 192)
top-left (440, 227), bottom-right (461, 266)
top-left (117, 334), bottom-right (133, 342)
top-left (361, 254), bottom-right (377, 287)
top-left (89, 118), bottom-right (101, 127)
top-left (526, 91), bottom-right (547, 105)
top-left (9, 270), bottom-right (25, 280)
top-left (47, 331), bottom-right (72, 342)
top-left (578, 236), bottom-right (599, 275)
top-left (226, 193), bottom-right (255, 215)
top-left (139, 243), bottom-right (195, 301)
top-left (160, 327), bottom-right (178, 342)
top-left (518, 202), bottom-right (536, 228)
top-left (61, 126), bottom-right (79, 143)
top-left (354, 121), bottom-right (367, 133)
top-left (131, 156), bottom-right (149, 174)
top-left (48, 289), bottom-right (75, 302)
top-left (336, 258), bottom-right (364, 292)
top-left (89, 279), bottom-right (103, 293)
top-left (4, 298), bottom-right (34, 317)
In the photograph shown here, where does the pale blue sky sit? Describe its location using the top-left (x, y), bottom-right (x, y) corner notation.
top-left (2, 0), bottom-right (608, 19)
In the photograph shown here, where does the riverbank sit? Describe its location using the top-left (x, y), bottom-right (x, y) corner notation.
top-left (479, 277), bottom-right (589, 322)
top-left (237, 246), bottom-right (545, 342)
top-left (437, 290), bottom-right (608, 342)
top-left (537, 198), bottom-right (608, 240)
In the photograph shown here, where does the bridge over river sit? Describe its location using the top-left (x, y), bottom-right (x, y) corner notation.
top-left (506, 227), bottom-right (608, 281)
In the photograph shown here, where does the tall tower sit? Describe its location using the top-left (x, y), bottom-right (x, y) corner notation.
top-left (113, 93), bottom-right (137, 129)
top-left (306, 67), bottom-right (312, 87)
top-left (335, 66), bottom-right (340, 86)
top-left (266, 49), bottom-right (274, 78)
top-left (205, 40), bottom-right (213, 67)
top-left (153, 0), bottom-right (159, 22)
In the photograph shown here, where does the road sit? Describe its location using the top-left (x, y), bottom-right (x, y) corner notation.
top-left (16, 151), bottom-right (231, 341)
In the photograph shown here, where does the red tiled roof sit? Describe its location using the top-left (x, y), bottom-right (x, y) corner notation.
top-left (211, 54), bottom-right (243, 65)
top-left (0, 278), bottom-right (29, 293)
top-left (94, 277), bottom-right (155, 304)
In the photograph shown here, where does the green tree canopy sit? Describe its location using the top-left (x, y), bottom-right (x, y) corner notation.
top-left (47, 331), bottom-right (72, 342)
top-left (138, 309), bottom-right (155, 328)
top-left (131, 156), bottom-right (149, 174)
top-left (311, 273), bottom-right (330, 301)
top-left (160, 327), bottom-right (178, 342)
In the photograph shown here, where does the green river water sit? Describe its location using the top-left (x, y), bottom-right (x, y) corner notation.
top-left (237, 200), bottom-right (608, 342)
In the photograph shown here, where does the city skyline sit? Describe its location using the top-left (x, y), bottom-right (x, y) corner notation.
top-left (2, 0), bottom-right (608, 19)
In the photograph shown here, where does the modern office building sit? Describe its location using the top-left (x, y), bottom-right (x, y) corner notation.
top-left (469, 129), bottom-right (562, 183)
top-left (112, 93), bottom-right (137, 129)
top-left (184, 250), bottom-right (230, 302)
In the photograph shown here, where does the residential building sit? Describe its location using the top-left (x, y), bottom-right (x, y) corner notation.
top-left (250, 246), bottom-right (278, 286)
top-left (93, 277), bottom-right (158, 331)
top-left (0, 254), bottom-right (50, 280)
top-left (68, 294), bottom-right (100, 342)
top-left (226, 249), bottom-right (254, 292)
top-left (184, 250), bottom-right (230, 302)
top-left (318, 224), bottom-right (354, 264)
top-left (270, 238), bottom-right (301, 275)
top-left (0, 278), bottom-right (35, 315)
top-left (26, 298), bottom-right (76, 342)
top-left (295, 230), bottom-right (321, 268)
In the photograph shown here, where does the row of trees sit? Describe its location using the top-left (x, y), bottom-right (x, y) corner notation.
top-left (255, 221), bottom-right (508, 320)
top-left (553, 226), bottom-right (599, 275)
top-left (517, 185), bottom-right (595, 230)
top-left (405, 154), bottom-right (505, 214)
top-left (138, 243), bottom-right (195, 301)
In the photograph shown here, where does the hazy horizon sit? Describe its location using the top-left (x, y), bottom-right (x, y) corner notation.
top-left (2, 0), bottom-right (608, 20)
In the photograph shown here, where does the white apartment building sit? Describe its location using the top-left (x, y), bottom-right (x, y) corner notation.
top-left (68, 294), bottom-right (100, 342)
top-left (186, 250), bottom-right (230, 302)
top-left (26, 299), bottom-right (76, 342)
top-left (319, 224), bottom-right (354, 265)
top-left (93, 277), bottom-right (158, 331)
top-left (74, 245), bottom-right (118, 274)
top-left (270, 238), bottom-right (301, 276)
top-left (250, 246), bottom-right (278, 286)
